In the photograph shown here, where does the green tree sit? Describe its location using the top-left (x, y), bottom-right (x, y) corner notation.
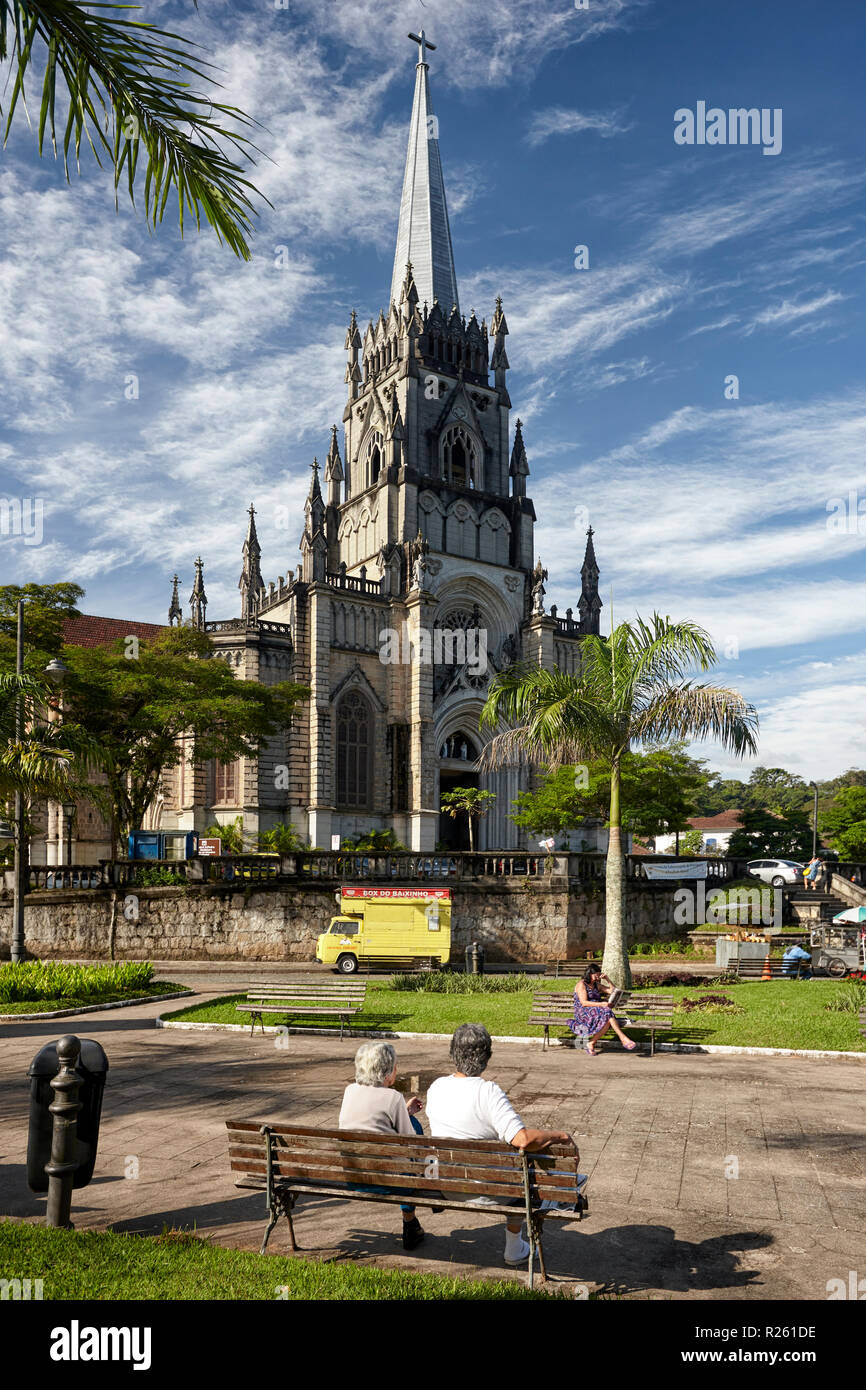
top-left (480, 615), bottom-right (758, 988)
top-left (0, 583), bottom-right (83, 672)
top-left (726, 807), bottom-right (813, 861)
top-left (674, 827), bottom-right (705, 856)
top-left (60, 627), bottom-right (308, 853)
top-left (832, 822), bottom-right (866, 860)
top-left (440, 787), bottom-right (496, 853)
top-left (821, 785), bottom-right (866, 847)
top-left (1, 1), bottom-right (263, 258)
top-left (510, 745), bottom-right (702, 845)
top-left (744, 766), bottom-right (810, 817)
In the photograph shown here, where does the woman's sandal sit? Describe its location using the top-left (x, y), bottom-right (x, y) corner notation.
top-left (585, 1043), bottom-right (600, 1056)
top-left (621, 1040), bottom-right (637, 1051)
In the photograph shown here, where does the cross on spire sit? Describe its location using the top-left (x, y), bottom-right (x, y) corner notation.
top-left (408, 29), bottom-right (436, 64)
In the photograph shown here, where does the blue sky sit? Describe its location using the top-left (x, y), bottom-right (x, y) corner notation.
top-left (1, 0), bottom-right (864, 783)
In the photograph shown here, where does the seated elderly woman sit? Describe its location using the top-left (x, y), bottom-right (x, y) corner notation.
top-left (426, 1023), bottom-right (574, 1267)
top-left (572, 962), bottom-right (635, 1055)
top-left (339, 1040), bottom-right (426, 1250)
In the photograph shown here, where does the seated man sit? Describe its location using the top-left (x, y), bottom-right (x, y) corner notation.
top-left (426, 1022), bottom-right (576, 1267)
top-left (782, 943), bottom-right (812, 978)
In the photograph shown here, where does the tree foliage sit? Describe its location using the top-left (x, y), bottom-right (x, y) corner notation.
top-left (1, 1), bottom-right (264, 257)
top-left (60, 627), bottom-right (308, 849)
top-left (509, 745), bottom-right (704, 842)
top-left (479, 615), bottom-right (759, 987)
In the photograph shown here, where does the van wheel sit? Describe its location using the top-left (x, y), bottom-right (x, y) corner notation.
top-left (827, 957), bottom-right (848, 978)
top-left (336, 954), bottom-right (358, 975)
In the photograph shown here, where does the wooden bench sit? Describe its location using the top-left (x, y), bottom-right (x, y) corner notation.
top-left (544, 959), bottom-right (598, 978)
top-left (226, 1119), bottom-right (588, 1288)
top-left (731, 957), bottom-right (807, 980)
top-left (529, 989), bottom-right (675, 1056)
top-left (354, 956), bottom-right (439, 975)
top-left (236, 980), bottom-right (367, 1037)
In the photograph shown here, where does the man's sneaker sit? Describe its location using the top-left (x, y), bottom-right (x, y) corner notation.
top-left (504, 1236), bottom-right (532, 1266)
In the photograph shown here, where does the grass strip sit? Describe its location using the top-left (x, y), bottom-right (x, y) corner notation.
top-left (163, 979), bottom-right (866, 1052)
top-left (0, 1222), bottom-right (555, 1301)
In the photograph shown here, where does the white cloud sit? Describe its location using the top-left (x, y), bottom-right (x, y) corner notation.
top-left (526, 107), bottom-right (632, 147)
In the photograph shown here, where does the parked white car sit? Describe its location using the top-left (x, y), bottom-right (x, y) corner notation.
top-left (746, 858), bottom-right (805, 887)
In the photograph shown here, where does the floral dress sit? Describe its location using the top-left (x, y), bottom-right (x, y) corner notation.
top-left (569, 985), bottom-right (612, 1040)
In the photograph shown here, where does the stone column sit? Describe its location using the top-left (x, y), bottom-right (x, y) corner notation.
top-left (306, 585), bottom-right (334, 848)
top-left (405, 589), bottom-right (438, 851)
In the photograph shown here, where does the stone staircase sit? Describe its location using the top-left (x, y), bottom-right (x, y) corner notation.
top-left (786, 890), bottom-right (848, 926)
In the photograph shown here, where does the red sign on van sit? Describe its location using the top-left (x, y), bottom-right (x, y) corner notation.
top-left (341, 886), bottom-right (451, 901)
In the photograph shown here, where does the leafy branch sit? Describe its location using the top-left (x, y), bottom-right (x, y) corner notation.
top-left (1, 1), bottom-right (267, 257)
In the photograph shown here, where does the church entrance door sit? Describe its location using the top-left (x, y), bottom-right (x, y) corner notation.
top-left (438, 769), bottom-right (478, 850)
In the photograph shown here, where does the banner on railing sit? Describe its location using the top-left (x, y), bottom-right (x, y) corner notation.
top-left (643, 860), bottom-right (708, 880)
top-left (341, 885), bottom-right (451, 900)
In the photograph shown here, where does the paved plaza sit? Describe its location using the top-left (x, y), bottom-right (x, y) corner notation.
top-left (2, 975), bottom-right (865, 1300)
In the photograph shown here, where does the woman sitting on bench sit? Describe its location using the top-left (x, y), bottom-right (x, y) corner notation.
top-left (571, 963), bottom-right (636, 1055)
top-left (339, 1041), bottom-right (427, 1251)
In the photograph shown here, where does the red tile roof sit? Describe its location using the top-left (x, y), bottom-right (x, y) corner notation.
top-left (687, 810), bottom-right (744, 832)
top-left (63, 614), bottom-right (167, 649)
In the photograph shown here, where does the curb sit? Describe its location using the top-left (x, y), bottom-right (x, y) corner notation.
top-left (154, 1016), bottom-right (866, 1059)
top-left (0, 989), bottom-right (195, 1023)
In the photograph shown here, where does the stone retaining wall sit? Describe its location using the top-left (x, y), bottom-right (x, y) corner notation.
top-left (0, 877), bottom-right (679, 963)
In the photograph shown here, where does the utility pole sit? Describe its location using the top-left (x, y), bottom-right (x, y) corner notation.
top-left (812, 782), bottom-right (819, 859)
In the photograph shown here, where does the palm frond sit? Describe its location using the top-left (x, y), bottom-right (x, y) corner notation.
top-left (1, 1), bottom-right (265, 258)
top-left (634, 682), bottom-right (760, 755)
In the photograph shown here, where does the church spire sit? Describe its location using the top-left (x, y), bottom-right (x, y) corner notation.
top-left (189, 557), bottom-right (208, 630)
top-left (578, 527), bottom-right (602, 636)
top-left (239, 503), bottom-right (262, 621)
top-left (509, 418), bottom-right (529, 498)
top-left (390, 30), bottom-right (459, 315)
top-left (325, 426), bottom-right (344, 507)
top-left (168, 573), bottom-right (182, 627)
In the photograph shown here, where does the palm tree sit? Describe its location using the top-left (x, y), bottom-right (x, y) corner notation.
top-left (1, 1), bottom-right (262, 257)
top-left (440, 786), bottom-right (496, 852)
top-left (0, 670), bottom-right (85, 801)
top-left (479, 615), bottom-right (759, 987)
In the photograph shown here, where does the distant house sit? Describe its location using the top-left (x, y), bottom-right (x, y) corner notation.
top-left (653, 810), bottom-right (743, 856)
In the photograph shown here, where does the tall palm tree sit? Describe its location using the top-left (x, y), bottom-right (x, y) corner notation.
top-left (1, 1), bottom-right (262, 257)
top-left (479, 615), bottom-right (759, 987)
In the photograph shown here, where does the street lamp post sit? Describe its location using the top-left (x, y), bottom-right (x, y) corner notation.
top-left (811, 782), bottom-right (819, 860)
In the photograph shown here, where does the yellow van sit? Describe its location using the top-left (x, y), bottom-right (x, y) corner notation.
top-left (315, 887), bottom-right (452, 974)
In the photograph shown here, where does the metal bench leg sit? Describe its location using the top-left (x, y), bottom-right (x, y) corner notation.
top-left (250, 1010), bottom-right (264, 1037)
top-left (260, 1210), bottom-right (279, 1255)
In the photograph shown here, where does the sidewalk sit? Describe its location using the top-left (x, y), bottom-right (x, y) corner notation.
top-left (3, 993), bottom-right (863, 1299)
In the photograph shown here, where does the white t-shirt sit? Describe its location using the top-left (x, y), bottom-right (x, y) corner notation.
top-left (426, 1075), bottom-right (524, 1145)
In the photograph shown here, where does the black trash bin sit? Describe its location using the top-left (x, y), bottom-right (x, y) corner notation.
top-left (26, 1039), bottom-right (109, 1193)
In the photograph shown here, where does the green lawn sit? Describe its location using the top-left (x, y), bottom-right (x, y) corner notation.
top-left (0, 1222), bottom-right (555, 1301)
top-left (0, 981), bottom-right (191, 1015)
top-left (163, 978), bottom-right (866, 1052)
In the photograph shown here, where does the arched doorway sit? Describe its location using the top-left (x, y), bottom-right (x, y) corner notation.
top-left (438, 732), bottom-right (479, 850)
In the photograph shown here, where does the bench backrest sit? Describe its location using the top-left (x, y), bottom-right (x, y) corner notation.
top-left (226, 1120), bottom-right (579, 1206)
top-left (246, 983), bottom-right (367, 1001)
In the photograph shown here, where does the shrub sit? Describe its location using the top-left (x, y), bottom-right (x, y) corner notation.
top-left (634, 971), bottom-right (720, 988)
top-left (824, 979), bottom-right (866, 1014)
top-left (0, 961), bottom-right (154, 1004)
top-left (133, 866), bottom-right (187, 887)
top-left (679, 993), bottom-right (744, 1014)
top-left (389, 972), bottom-right (535, 994)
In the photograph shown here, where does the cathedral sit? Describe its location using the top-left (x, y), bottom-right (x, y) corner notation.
top-left (162, 34), bottom-right (603, 855)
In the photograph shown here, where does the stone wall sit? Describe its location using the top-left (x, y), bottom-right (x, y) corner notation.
top-left (0, 876), bottom-right (679, 963)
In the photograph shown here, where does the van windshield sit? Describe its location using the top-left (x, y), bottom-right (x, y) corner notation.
top-left (330, 920), bottom-right (358, 935)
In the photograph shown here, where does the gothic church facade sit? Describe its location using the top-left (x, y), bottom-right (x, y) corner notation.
top-left (162, 36), bottom-right (602, 853)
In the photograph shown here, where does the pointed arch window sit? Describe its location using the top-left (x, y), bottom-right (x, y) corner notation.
top-left (441, 425), bottom-right (480, 489)
top-left (364, 430), bottom-right (384, 489)
top-left (336, 691), bottom-right (372, 809)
